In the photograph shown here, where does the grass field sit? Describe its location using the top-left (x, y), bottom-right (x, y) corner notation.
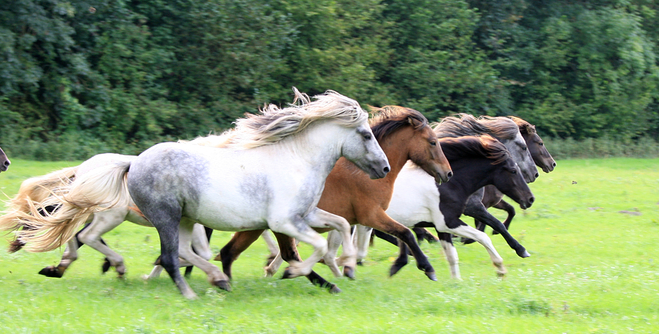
top-left (0, 158), bottom-right (658, 333)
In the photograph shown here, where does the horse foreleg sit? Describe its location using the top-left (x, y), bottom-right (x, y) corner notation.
top-left (273, 232), bottom-right (340, 293)
top-left (305, 209), bottom-right (356, 278)
top-left (322, 230), bottom-right (345, 277)
top-left (463, 202), bottom-right (529, 258)
top-left (445, 221), bottom-right (506, 277)
top-left (354, 225), bottom-right (373, 265)
top-left (215, 229), bottom-right (263, 279)
top-left (261, 230), bottom-right (279, 264)
top-left (363, 211), bottom-right (436, 281)
top-left (492, 199), bottom-right (516, 232)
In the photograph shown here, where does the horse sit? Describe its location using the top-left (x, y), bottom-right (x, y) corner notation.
top-left (0, 146), bottom-right (10, 172)
top-left (357, 135), bottom-right (534, 279)
top-left (8, 89), bottom-right (391, 299)
top-left (1, 154), bottom-right (213, 279)
top-left (471, 116), bottom-right (556, 237)
top-left (218, 105), bottom-right (453, 281)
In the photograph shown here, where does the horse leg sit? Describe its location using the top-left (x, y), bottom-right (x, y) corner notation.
top-left (174, 219), bottom-right (230, 295)
top-left (322, 230), bottom-right (346, 277)
top-left (303, 208), bottom-right (357, 277)
top-left (76, 209), bottom-right (129, 277)
top-left (363, 211), bottom-right (436, 280)
top-left (354, 225), bottom-right (373, 265)
top-left (463, 202), bottom-right (529, 258)
top-left (215, 229), bottom-right (264, 280)
top-left (413, 227), bottom-right (438, 243)
top-left (273, 232), bottom-right (340, 293)
top-left (445, 221), bottom-right (506, 277)
top-left (373, 229), bottom-right (399, 246)
top-left (437, 232), bottom-right (461, 280)
top-left (492, 199), bottom-right (516, 232)
top-left (261, 230), bottom-right (279, 265)
top-left (38, 238), bottom-right (80, 278)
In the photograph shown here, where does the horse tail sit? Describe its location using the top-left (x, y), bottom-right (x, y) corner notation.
top-left (0, 166), bottom-right (79, 252)
top-left (12, 161), bottom-right (131, 253)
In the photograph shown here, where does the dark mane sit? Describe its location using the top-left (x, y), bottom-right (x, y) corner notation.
top-left (369, 106), bottom-right (428, 142)
top-left (433, 113), bottom-right (519, 141)
top-left (509, 116), bottom-right (536, 135)
top-left (439, 135), bottom-right (510, 165)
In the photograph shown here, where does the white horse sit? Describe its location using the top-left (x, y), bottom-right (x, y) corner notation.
top-left (2, 153), bottom-right (212, 279)
top-left (11, 89), bottom-right (390, 299)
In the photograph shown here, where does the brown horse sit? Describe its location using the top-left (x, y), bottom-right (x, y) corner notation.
top-left (0, 146), bottom-right (10, 172)
top-left (217, 106), bottom-right (453, 285)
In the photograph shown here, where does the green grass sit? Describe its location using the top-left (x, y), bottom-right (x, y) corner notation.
top-left (0, 158), bottom-right (658, 333)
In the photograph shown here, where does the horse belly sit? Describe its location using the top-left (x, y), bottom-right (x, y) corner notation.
top-left (191, 188), bottom-right (270, 231)
top-left (386, 168), bottom-right (439, 226)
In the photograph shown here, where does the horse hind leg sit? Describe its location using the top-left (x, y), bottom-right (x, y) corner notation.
top-left (39, 239), bottom-right (80, 278)
top-left (322, 230), bottom-right (346, 278)
top-left (76, 210), bottom-right (129, 277)
top-left (177, 219), bottom-right (230, 293)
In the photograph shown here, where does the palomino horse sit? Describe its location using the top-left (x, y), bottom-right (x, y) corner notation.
top-left (471, 116), bottom-right (556, 237)
top-left (218, 105), bottom-right (453, 281)
top-left (1, 154), bottom-right (212, 279)
top-left (0, 146), bottom-right (10, 172)
top-left (8, 89), bottom-right (390, 299)
top-left (359, 135), bottom-right (534, 279)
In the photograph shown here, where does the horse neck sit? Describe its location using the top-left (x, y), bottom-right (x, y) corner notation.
top-left (443, 157), bottom-right (495, 199)
top-left (377, 127), bottom-right (415, 183)
top-left (284, 121), bottom-right (347, 175)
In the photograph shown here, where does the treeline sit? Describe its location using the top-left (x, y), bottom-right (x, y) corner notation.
top-left (1, 0), bottom-right (658, 160)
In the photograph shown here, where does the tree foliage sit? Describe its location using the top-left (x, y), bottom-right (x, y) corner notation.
top-left (0, 0), bottom-right (657, 160)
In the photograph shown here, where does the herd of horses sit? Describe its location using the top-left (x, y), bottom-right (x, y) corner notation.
top-left (0, 89), bottom-right (555, 299)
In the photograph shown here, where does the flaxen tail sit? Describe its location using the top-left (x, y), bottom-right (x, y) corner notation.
top-left (0, 166), bottom-right (78, 252)
top-left (3, 161), bottom-right (131, 252)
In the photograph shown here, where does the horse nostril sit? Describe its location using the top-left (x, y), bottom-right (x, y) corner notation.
top-left (534, 172), bottom-right (539, 178)
top-left (383, 166), bottom-right (390, 173)
top-left (552, 162), bottom-right (557, 167)
top-left (529, 196), bottom-right (535, 204)
top-left (446, 171), bottom-right (453, 179)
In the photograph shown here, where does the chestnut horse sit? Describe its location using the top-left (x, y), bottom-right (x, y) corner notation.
top-left (0, 146), bottom-right (10, 172)
top-left (217, 106), bottom-right (453, 284)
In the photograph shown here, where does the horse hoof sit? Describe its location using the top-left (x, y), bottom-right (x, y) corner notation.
top-left (38, 266), bottom-right (63, 278)
top-left (329, 284), bottom-right (342, 294)
top-left (425, 271), bottom-right (438, 281)
top-left (282, 268), bottom-right (294, 279)
top-left (518, 249), bottom-right (531, 258)
top-left (343, 266), bottom-right (355, 280)
top-left (356, 260), bottom-right (363, 266)
top-left (389, 265), bottom-right (403, 277)
top-left (213, 280), bottom-right (232, 292)
top-left (101, 259), bottom-right (111, 273)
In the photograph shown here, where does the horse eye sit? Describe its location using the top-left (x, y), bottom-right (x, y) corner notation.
top-left (539, 142), bottom-right (544, 146)
top-left (363, 133), bottom-right (372, 140)
top-left (511, 168), bottom-right (517, 174)
top-left (430, 141), bottom-right (437, 146)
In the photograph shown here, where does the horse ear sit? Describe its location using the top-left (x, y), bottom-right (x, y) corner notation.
top-left (408, 116), bottom-right (423, 128)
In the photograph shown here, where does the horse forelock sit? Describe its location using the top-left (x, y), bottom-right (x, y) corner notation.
top-left (187, 89), bottom-right (366, 150)
top-left (509, 116), bottom-right (536, 135)
top-left (440, 135), bottom-right (509, 165)
top-left (369, 106), bottom-right (428, 142)
top-left (434, 114), bottom-right (519, 141)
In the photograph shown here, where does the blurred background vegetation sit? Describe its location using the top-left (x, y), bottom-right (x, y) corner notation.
top-left (1, 0), bottom-right (658, 161)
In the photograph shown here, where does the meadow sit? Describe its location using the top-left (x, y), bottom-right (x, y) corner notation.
top-left (0, 158), bottom-right (657, 333)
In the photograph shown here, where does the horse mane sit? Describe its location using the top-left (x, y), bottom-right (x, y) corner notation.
top-left (183, 88), bottom-right (367, 149)
top-left (433, 113), bottom-right (519, 141)
top-left (439, 135), bottom-right (510, 165)
top-left (369, 105), bottom-right (428, 142)
top-left (508, 116), bottom-right (537, 135)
